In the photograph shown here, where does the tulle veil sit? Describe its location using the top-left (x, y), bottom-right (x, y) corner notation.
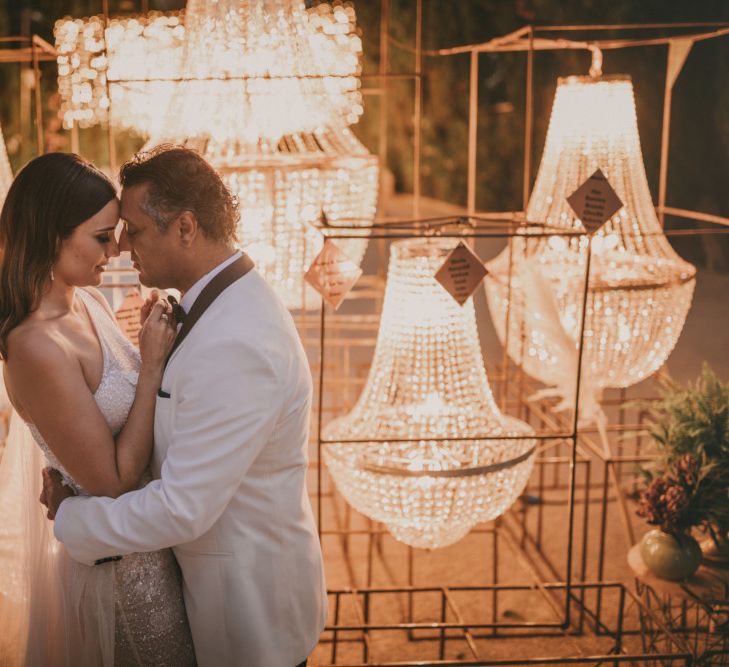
top-left (0, 411), bottom-right (116, 666)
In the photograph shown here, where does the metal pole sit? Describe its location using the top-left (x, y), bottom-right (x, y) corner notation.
top-left (657, 47), bottom-right (673, 228)
top-left (31, 38), bottom-right (43, 154)
top-left (491, 519), bottom-right (499, 636)
top-left (578, 457), bottom-right (591, 633)
top-left (378, 0), bottom-right (390, 177)
top-left (316, 300), bottom-right (326, 535)
top-left (331, 592), bottom-right (340, 663)
top-left (564, 236), bottom-right (592, 628)
top-left (377, 0), bottom-right (390, 280)
top-left (523, 26), bottom-right (535, 208)
top-left (438, 589), bottom-right (446, 659)
top-left (499, 243), bottom-right (513, 411)
top-left (615, 584), bottom-right (625, 661)
top-left (101, 0), bottom-right (116, 173)
top-left (467, 50), bottom-right (478, 215)
top-left (412, 0), bottom-right (422, 218)
top-left (595, 460), bottom-right (610, 627)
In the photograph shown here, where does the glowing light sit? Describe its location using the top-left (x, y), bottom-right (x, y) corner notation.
top-left (56, 2), bottom-right (378, 310)
top-left (324, 238), bottom-right (536, 550)
top-left (55, 12), bottom-right (184, 133)
top-left (162, 0), bottom-right (364, 145)
top-left (54, 1), bottom-right (364, 140)
top-left (485, 76), bottom-right (695, 398)
top-left (155, 0), bottom-right (376, 309)
top-left (211, 125), bottom-right (378, 309)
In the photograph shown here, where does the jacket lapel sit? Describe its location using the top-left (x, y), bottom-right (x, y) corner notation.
top-left (165, 253), bottom-right (255, 369)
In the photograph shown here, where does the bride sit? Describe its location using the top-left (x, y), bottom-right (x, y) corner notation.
top-left (0, 153), bottom-right (196, 665)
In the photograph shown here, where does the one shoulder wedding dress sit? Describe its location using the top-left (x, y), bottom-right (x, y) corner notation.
top-left (0, 289), bottom-right (195, 666)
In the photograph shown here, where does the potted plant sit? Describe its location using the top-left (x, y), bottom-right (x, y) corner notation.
top-left (635, 365), bottom-right (729, 579)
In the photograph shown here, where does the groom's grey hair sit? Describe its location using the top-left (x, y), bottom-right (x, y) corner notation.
top-left (119, 145), bottom-right (239, 243)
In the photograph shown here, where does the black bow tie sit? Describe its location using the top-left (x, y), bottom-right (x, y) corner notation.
top-left (166, 295), bottom-right (186, 324)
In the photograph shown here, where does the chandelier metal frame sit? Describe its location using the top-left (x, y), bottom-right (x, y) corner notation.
top-left (306, 13), bottom-right (729, 661)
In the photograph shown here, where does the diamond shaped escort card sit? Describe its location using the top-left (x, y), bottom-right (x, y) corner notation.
top-left (114, 289), bottom-right (144, 346)
top-left (304, 240), bottom-right (363, 310)
top-left (566, 168), bottom-right (624, 235)
top-left (435, 241), bottom-right (488, 306)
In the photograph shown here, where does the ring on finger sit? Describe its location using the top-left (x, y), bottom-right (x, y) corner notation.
top-left (160, 313), bottom-right (169, 322)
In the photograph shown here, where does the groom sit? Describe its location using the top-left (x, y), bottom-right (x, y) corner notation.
top-left (42, 146), bottom-right (327, 667)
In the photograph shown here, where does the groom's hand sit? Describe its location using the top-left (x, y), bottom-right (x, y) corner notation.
top-left (140, 289), bottom-right (160, 325)
top-left (40, 467), bottom-right (76, 520)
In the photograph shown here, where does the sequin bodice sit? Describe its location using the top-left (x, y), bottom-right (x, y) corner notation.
top-left (28, 289), bottom-right (140, 495)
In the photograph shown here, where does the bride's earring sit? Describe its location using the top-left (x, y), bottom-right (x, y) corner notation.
top-left (50, 267), bottom-right (55, 282)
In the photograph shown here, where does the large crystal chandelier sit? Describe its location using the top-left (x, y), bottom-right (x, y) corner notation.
top-left (55, 0), bottom-right (378, 309)
top-left (484, 75), bottom-right (696, 414)
top-left (323, 238), bottom-right (536, 550)
top-left (152, 0), bottom-right (376, 309)
top-left (54, 2), bottom-right (363, 138)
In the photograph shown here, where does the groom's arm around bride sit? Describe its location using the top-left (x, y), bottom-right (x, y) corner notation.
top-left (45, 147), bottom-right (327, 667)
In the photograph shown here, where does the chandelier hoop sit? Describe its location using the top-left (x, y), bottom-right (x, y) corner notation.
top-left (361, 444), bottom-right (537, 479)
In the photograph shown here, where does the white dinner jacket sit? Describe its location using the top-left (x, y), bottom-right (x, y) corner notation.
top-left (55, 269), bottom-right (327, 667)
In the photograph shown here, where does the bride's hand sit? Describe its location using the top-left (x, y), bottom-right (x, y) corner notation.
top-left (138, 301), bottom-right (176, 376)
top-left (40, 467), bottom-right (75, 520)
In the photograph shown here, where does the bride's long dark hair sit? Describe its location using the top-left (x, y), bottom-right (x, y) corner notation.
top-left (0, 152), bottom-right (116, 359)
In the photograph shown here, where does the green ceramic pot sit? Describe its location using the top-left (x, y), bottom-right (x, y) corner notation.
top-left (639, 529), bottom-right (702, 581)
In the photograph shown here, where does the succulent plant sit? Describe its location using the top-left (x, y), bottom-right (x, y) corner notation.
top-left (635, 366), bottom-right (729, 544)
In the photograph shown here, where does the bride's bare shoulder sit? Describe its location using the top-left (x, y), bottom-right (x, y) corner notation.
top-left (6, 319), bottom-right (72, 374)
top-left (4, 320), bottom-right (75, 417)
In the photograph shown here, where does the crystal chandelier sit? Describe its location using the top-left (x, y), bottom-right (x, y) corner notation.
top-left (161, 0), bottom-right (363, 145)
top-left (323, 238), bottom-right (536, 549)
top-left (55, 0), bottom-right (378, 310)
top-left (55, 11), bottom-right (184, 133)
top-left (484, 75), bottom-right (696, 410)
top-left (54, 2), bottom-right (363, 138)
top-left (153, 0), bottom-right (376, 309)
top-left (207, 125), bottom-right (378, 309)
